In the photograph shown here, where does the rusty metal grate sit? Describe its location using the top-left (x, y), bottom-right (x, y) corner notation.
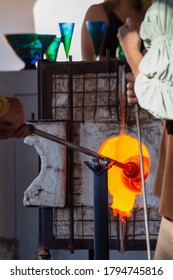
top-left (51, 72), bottom-right (119, 123)
top-left (38, 59), bottom-right (161, 254)
top-left (53, 206), bottom-right (160, 242)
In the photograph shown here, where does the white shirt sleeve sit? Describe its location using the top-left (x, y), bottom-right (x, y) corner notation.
top-left (135, 72), bottom-right (173, 120)
top-left (134, 1), bottom-right (173, 120)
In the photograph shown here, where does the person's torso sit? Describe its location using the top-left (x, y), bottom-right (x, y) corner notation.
top-left (101, 9), bottom-right (123, 57)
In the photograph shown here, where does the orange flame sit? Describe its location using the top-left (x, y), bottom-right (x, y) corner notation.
top-left (98, 133), bottom-right (150, 220)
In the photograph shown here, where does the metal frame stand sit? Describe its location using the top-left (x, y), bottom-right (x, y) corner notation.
top-left (29, 124), bottom-right (112, 260)
top-left (28, 124), bottom-right (152, 260)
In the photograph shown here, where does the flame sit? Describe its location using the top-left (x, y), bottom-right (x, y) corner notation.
top-left (98, 132), bottom-right (150, 220)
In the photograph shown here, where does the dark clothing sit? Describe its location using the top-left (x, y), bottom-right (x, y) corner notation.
top-left (101, 11), bottom-right (123, 57)
top-left (166, 120), bottom-right (173, 135)
top-left (153, 120), bottom-right (173, 220)
top-left (101, 4), bottom-right (145, 58)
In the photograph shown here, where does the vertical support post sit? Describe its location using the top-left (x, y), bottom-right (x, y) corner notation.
top-left (93, 169), bottom-right (109, 260)
top-left (38, 208), bottom-right (53, 259)
top-left (67, 55), bottom-right (75, 252)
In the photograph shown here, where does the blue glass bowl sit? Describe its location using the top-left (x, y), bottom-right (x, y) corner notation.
top-left (3, 33), bottom-right (56, 69)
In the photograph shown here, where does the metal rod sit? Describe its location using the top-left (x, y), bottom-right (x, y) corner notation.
top-left (33, 126), bottom-right (105, 158)
top-left (67, 54), bottom-right (75, 252)
top-left (119, 219), bottom-right (126, 253)
top-left (27, 124), bottom-right (132, 173)
top-left (134, 104), bottom-right (151, 260)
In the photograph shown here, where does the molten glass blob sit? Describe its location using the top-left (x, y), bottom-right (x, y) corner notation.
top-left (122, 155), bottom-right (149, 194)
top-left (98, 133), bottom-right (150, 220)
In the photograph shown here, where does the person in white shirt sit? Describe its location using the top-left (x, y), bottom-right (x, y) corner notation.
top-left (117, 0), bottom-right (173, 259)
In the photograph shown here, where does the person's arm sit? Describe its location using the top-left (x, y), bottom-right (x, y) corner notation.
top-left (0, 96), bottom-right (25, 139)
top-left (118, 17), bottom-right (173, 120)
top-left (117, 17), bottom-right (143, 106)
top-left (81, 4), bottom-right (108, 60)
top-left (117, 17), bottom-right (143, 78)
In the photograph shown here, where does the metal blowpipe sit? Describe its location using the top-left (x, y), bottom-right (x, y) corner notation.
top-left (26, 124), bottom-right (139, 177)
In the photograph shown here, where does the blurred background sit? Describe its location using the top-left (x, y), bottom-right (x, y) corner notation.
top-left (0, 0), bottom-right (101, 71)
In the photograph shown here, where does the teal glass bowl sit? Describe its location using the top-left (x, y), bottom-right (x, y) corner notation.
top-left (3, 33), bottom-right (56, 69)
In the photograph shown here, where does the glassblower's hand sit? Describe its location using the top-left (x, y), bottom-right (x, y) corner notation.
top-left (126, 72), bottom-right (138, 106)
top-left (117, 17), bottom-right (141, 60)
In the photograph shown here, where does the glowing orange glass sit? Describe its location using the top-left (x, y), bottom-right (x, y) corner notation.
top-left (98, 132), bottom-right (150, 220)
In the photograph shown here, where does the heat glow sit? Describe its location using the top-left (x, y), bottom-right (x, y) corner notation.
top-left (98, 132), bottom-right (150, 220)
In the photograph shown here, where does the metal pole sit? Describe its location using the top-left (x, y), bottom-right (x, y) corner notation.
top-left (134, 104), bottom-right (151, 260)
top-left (93, 168), bottom-right (109, 260)
top-left (27, 124), bottom-right (133, 173)
top-left (120, 64), bottom-right (151, 259)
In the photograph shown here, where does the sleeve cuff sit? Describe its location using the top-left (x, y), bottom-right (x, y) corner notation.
top-left (0, 95), bottom-right (10, 118)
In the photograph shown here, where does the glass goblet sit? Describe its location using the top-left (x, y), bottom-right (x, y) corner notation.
top-left (59, 22), bottom-right (75, 59)
top-left (45, 37), bottom-right (62, 61)
top-left (86, 21), bottom-right (107, 60)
